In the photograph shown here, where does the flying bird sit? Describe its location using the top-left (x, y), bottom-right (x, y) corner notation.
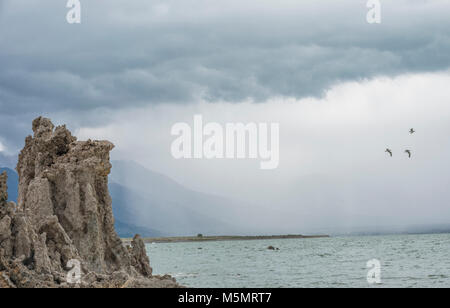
top-left (385, 149), bottom-right (393, 157)
top-left (405, 149), bottom-right (412, 158)
top-left (409, 128), bottom-right (415, 134)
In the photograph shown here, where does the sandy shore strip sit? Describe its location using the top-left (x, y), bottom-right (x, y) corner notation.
top-left (122, 234), bottom-right (330, 245)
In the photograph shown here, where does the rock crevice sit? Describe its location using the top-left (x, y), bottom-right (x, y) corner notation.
top-left (0, 117), bottom-right (178, 288)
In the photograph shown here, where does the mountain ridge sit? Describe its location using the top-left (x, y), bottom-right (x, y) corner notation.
top-left (109, 160), bottom-right (262, 236)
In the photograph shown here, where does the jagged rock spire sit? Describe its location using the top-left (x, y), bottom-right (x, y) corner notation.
top-left (0, 117), bottom-right (176, 288)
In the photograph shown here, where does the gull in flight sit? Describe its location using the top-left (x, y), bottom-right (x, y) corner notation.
top-left (385, 149), bottom-right (393, 157)
top-left (405, 149), bottom-right (412, 158)
top-left (410, 128), bottom-right (415, 134)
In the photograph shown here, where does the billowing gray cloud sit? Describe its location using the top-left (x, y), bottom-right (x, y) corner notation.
top-left (1, 0), bottom-right (450, 120)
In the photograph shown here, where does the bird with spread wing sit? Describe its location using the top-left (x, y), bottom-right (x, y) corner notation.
top-left (385, 148), bottom-right (393, 157)
top-left (405, 149), bottom-right (412, 158)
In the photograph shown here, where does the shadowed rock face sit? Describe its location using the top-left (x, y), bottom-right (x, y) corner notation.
top-left (0, 117), bottom-right (179, 288)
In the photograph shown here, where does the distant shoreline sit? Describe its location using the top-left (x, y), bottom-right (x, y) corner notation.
top-left (122, 234), bottom-right (330, 244)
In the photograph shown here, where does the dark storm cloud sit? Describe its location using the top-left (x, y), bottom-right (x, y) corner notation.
top-left (1, 0), bottom-right (450, 147)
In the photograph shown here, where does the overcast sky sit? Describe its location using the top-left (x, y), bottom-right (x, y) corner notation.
top-left (1, 0), bottom-right (450, 233)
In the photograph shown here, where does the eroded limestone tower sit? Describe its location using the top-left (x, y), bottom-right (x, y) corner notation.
top-left (0, 117), bottom-right (178, 288)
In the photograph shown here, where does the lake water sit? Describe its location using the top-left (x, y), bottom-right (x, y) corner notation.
top-left (146, 233), bottom-right (450, 288)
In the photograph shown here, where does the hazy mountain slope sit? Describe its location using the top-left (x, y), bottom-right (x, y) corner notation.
top-left (109, 161), bottom-right (265, 235)
top-left (114, 220), bottom-right (163, 238)
top-left (109, 181), bottom-right (237, 236)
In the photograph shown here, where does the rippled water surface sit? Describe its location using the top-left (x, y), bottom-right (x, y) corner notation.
top-left (147, 234), bottom-right (450, 288)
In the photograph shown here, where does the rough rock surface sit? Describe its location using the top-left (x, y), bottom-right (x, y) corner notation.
top-left (0, 117), bottom-right (180, 288)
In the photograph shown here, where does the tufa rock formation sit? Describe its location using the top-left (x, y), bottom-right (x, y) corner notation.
top-left (0, 117), bottom-right (179, 288)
